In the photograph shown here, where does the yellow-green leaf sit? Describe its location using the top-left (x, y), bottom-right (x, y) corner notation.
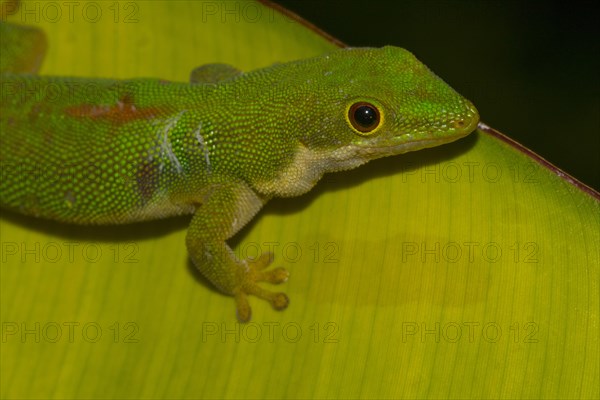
top-left (1, 1), bottom-right (598, 399)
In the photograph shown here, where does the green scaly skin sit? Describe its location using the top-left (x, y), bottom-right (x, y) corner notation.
top-left (0, 22), bottom-right (479, 321)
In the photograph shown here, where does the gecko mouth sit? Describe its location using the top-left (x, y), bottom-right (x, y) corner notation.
top-left (358, 136), bottom-right (463, 158)
top-left (325, 111), bottom-right (479, 167)
top-left (360, 111), bottom-right (480, 156)
top-left (362, 126), bottom-right (477, 156)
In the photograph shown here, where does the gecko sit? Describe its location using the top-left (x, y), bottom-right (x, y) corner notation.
top-left (0, 20), bottom-right (479, 321)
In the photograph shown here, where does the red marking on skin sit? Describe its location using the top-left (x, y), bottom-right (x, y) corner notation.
top-left (64, 93), bottom-right (166, 124)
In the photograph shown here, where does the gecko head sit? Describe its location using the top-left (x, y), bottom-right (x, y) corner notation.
top-left (279, 46), bottom-right (480, 170)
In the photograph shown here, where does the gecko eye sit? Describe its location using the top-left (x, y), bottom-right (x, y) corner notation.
top-left (348, 102), bottom-right (381, 134)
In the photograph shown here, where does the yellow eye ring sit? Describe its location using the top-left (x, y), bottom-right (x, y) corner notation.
top-left (347, 101), bottom-right (382, 134)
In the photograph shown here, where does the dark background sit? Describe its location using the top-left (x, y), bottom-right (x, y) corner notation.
top-left (275, 0), bottom-right (599, 191)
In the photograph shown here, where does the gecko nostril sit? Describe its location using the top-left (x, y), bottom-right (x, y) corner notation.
top-left (452, 119), bottom-right (466, 129)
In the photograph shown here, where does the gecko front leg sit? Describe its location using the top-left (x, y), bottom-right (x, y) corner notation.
top-left (185, 181), bottom-right (289, 322)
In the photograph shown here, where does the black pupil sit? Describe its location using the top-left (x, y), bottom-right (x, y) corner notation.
top-left (354, 105), bottom-right (377, 127)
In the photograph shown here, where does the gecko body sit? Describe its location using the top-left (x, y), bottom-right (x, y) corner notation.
top-left (0, 21), bottom-right (479, 321)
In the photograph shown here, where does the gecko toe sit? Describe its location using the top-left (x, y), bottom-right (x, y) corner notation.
top-left (257, 267), bottom-right (289, 284)
top-left (231, 253), bottom-right (290, 321)
top-left (244, 284), bottom-right (289, 312)
top-left (270, 292), bottom-right (289, 310)
top-left (234, 291), bottom-right (252, 323)
top-left (248, 252), bottom-right (274, 270)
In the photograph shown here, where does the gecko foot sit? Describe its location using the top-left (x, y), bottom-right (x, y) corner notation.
top-left (234, 252), bottom-right (290, 322)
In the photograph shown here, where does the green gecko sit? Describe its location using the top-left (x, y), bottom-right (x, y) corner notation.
top-left (0, 21), bottom-right (479, 321)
